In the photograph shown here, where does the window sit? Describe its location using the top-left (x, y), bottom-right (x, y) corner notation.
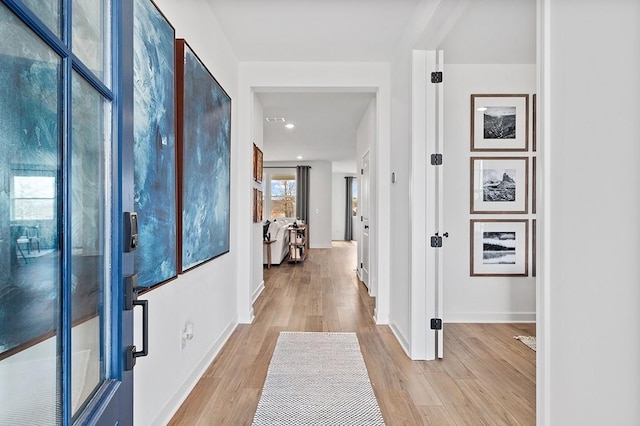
top-left (352, 178), bottom-right (358, 216)
top-left (11, 175), bottom-right (56, 220)
top-left (262, 169), bottom-right (297, 220)
top-left (270, 173), bottom-right (296, 218)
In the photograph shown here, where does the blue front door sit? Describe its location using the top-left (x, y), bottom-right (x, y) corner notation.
top-left (0, 0), bottom-right (134, 424)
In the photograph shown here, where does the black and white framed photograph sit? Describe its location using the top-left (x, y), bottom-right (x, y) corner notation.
top-left (471, 94), bottom-right (529, 151)
top-left (470, 219), bottom-right (529, 276)
top-left (471, 157), bottom-right (529, 214)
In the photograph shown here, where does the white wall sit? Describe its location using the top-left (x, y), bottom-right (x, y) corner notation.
top-left (264, 160), bottom-right (333, 249)
top-left (443, 64), bottom-right (536, 322)
top-left (543, 1), bottom-right (640, 424)
top-left (133, 1), bottom-right (240, 425)
top-left (251, 94), bottom-right (264, 302)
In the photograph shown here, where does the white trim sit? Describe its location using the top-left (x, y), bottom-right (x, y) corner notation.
top-left (410, 49), bottom-right (429, 360)
top-left (444, 312), bottom-right (536, 323)
top-left (252, 281), bottom-right (265, 304)
top-left (151, 319), bottom-right (238, 426)
top-left (537, 0), bottom-right (551, 425)
top-left (389, 323), bottom-right (410, 357)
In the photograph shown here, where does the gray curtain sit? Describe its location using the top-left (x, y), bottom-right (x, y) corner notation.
top-left (344, 176), bottom-right (354, 240)
top-left (296, 166), bottom-right (310, 225)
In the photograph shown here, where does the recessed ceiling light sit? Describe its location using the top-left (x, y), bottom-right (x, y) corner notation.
top-left (265, 117), bottom-right (286, 122)
top-left (285, 123), bottom-right (295, 129)
top-left (296, 155), bottom-right (303, 160)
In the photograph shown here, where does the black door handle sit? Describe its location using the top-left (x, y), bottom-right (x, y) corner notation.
top-left (364, 225), bottom-right (369, 229)
top-left (126, 299), bottom-right (149, 370)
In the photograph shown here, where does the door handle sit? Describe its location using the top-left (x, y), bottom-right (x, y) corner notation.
top-left (364, 225), bottom-right (369, 229)
top-left (126, 299), bottom-right (149, 370)
top-left (124, 274), bottom-right (149, 370)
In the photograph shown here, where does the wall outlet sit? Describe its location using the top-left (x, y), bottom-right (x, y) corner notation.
top-left (180, 321), bottom-right (194, 350)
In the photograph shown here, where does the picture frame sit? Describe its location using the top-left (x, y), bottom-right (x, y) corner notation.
top-left (176, 39), bottom-right (231, 273)
top-left (532, 94), bottom-right (537, 152)
top-left (470, 219), bottom-right (529, 277)
top-left (253, 188), bottom-right (263, 223)
top-left (470, 156), bottom-right (529, 214)
top-left (253, 143), bottom-right (263, 183)
top-left (532, 156), bottom-right (537, 214)
top-left (532, 219), bottom-right (537, 277)
top-left (471, 94), bottom-right (529, 151)
top-left (133, 0), bottom-right (178, 290)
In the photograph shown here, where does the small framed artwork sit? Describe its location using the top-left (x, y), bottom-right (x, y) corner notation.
top-left (471, 94), bottom-right (529, 151)
top-left (470, 157), bottom-right (529, 214)
top-left (253, 188), bottom-right (263, 223)
top-left (253, 144), bottom-right (263, 183)
top-left (470, 219), bottom-right (529, 277)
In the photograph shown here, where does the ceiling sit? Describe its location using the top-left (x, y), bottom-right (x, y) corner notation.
top-left (205, 0), bottom-right (536, 173)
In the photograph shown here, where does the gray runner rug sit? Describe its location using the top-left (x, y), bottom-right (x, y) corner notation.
top-left (252, 332), bottom-right (385, 425)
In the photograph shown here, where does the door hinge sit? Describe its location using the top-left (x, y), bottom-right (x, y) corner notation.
top-left (360, 168), bottom-right (364, 175)
top-left (360, 215), bottom-right (363, 222)
top-left (431, 154), bottom-right (443, 165)
top-left (430, 232), bottom-right (448, 248)
top-left (360, 262), bottom-right (363, 269)
top-left (430, 318), bottom-right (443, 330)
top-left (430, 71), bottom-right (443, 83)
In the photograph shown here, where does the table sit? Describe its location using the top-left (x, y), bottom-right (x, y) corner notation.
top-left (263, 239), bottom-right (276, 269)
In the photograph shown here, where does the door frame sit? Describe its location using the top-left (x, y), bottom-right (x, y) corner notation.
top-left (358, 149), bottom-right (371, 293)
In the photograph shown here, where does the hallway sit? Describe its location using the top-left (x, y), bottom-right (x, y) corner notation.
top-left (170, 242), bottom-right (535, 425)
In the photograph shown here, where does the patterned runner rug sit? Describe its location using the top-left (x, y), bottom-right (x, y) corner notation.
top-left (252, 332), bottom-right (385, 425)
top-left (514, 335), bottom-right (537, 351)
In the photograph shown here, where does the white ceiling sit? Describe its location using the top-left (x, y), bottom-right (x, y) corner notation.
top-left (205, 0), bottom-right (536, 173)
top-left (257, 92), bottom-right (375, 173)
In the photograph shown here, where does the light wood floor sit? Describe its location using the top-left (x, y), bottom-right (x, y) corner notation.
top-left (170, 241), bottom-right (536, 425)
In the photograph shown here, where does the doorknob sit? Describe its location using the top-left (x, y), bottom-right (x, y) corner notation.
top-left (364, 225), bottom-right (369, 229)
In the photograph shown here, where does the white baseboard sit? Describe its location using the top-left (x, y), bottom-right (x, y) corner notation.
top-left (388, 323), bottom-right (411, 358)
top-left (444, 312), bottom-right (536, 323)
top-left (252, 281), bottom-right (265, 304)
top-left (153, 318), bottom-right (238, 426)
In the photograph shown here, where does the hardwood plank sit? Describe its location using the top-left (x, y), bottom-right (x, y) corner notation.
top-left (170, 241), bottom-right (536, 425)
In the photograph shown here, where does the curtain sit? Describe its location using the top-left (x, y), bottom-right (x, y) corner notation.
top-left (296, 166), bottom-right (310, 225)
top-left (344, 176), bottom-right (354, 240)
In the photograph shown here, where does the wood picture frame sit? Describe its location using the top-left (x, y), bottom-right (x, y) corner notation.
top-left (253, 188), bottom-right (263, 223)
top-left (176, 38), bottom-right (231, 273)
top-left (133, 0), bottom-right (178, 289)
top-left (470, 219), bottom-right (529, 277)
top-left (471, 94), bottom-right (529, 151)
top-left (470, 156), bottom-right (529, 214)
top-left (253, 143), bottom-right (263, 183)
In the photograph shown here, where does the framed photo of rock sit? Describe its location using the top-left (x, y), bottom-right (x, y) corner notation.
top-left (471, 94), bottom-right (529, 151)
top-left (470, 219), bottom-right (529, 277)
top-left (470, 156), bottom-right (529, 214)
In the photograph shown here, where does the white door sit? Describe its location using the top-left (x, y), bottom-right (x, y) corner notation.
top-left (360, 150), bottom-right (370, 290)
top-left (410, 49), bottom-right (445, 360)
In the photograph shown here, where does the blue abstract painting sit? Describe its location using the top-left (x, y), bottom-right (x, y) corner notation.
top-left (133, 0), bottom-right (177, 288)
top-left (178, 40), bottom-right (231, 271)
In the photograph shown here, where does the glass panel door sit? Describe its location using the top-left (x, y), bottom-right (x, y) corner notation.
top-left (70, 70), bottom-right (111, 416)
top-left (0, 3), bottom-right (62, 424)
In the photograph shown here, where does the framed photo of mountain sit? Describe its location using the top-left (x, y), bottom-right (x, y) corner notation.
top-left (471, 94), bottom-right (529, 151)
top-left (470, 219), bottom-right (529, 276)
top-left (471, 157), bottom-right (529, 214)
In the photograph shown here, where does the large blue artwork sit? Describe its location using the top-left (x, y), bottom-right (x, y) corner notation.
top-left (177, 39), bottom-right (231, 272)
top-left (133, 0), bottom-right (177, 289)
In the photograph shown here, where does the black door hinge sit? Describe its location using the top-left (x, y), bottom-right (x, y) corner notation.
top-left (430, 318), bottom-right (443, 330)
top-left (361, 168), bottom-right (364, 175)
top-left (360, 262), bottom-right (363, 269)
top-left (431, 154), bottom-right (443, 165)
top-left (430, 71), bottom-right (443, 83)
top-left (430, 235), bottom-right (442, 248)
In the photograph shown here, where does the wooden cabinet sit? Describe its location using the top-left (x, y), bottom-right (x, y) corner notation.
top-left (288, 225), bottom-right (308, 263)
